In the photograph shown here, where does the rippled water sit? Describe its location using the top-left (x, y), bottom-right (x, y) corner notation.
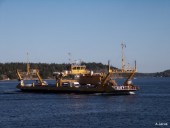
top-left (0, 78), bottom-right (170, 128)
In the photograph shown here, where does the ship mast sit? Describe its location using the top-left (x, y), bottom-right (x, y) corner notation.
top-left (68, 52), bottom-right (72, 64)
top-left (27, 52), bottom-right (30, 74)
top-left (121, 43), bottom-right (126, 71)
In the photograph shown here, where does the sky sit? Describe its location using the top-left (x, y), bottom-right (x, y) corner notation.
top-left (0, 0), bottom-right (170, 73)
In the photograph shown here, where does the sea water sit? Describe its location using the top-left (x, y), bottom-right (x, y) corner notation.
top-left (0, 78), bottom-right (170, 128)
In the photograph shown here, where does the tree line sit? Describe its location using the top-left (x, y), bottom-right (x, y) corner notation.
top-left (0, 62), bottom-right (114, 80)
top-left (1, 62), bottom-right (168, 80)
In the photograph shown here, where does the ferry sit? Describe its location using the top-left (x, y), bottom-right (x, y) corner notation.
top-left (16, 44), bottom-right (139, 95)
top-left (16, 64), bottom-right (139, 95)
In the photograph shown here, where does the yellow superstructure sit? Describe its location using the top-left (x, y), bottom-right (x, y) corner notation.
top-left (70, 65), bottom-right (89, 75)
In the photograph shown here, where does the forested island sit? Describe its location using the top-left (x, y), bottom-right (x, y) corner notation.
top-left (0, 62), bottom-right (169, 80)
top-left (154, 70), bottom-right (170, 77)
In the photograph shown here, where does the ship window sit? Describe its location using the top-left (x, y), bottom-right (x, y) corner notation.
top-left (73, 67), bottom-right (77, 70)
